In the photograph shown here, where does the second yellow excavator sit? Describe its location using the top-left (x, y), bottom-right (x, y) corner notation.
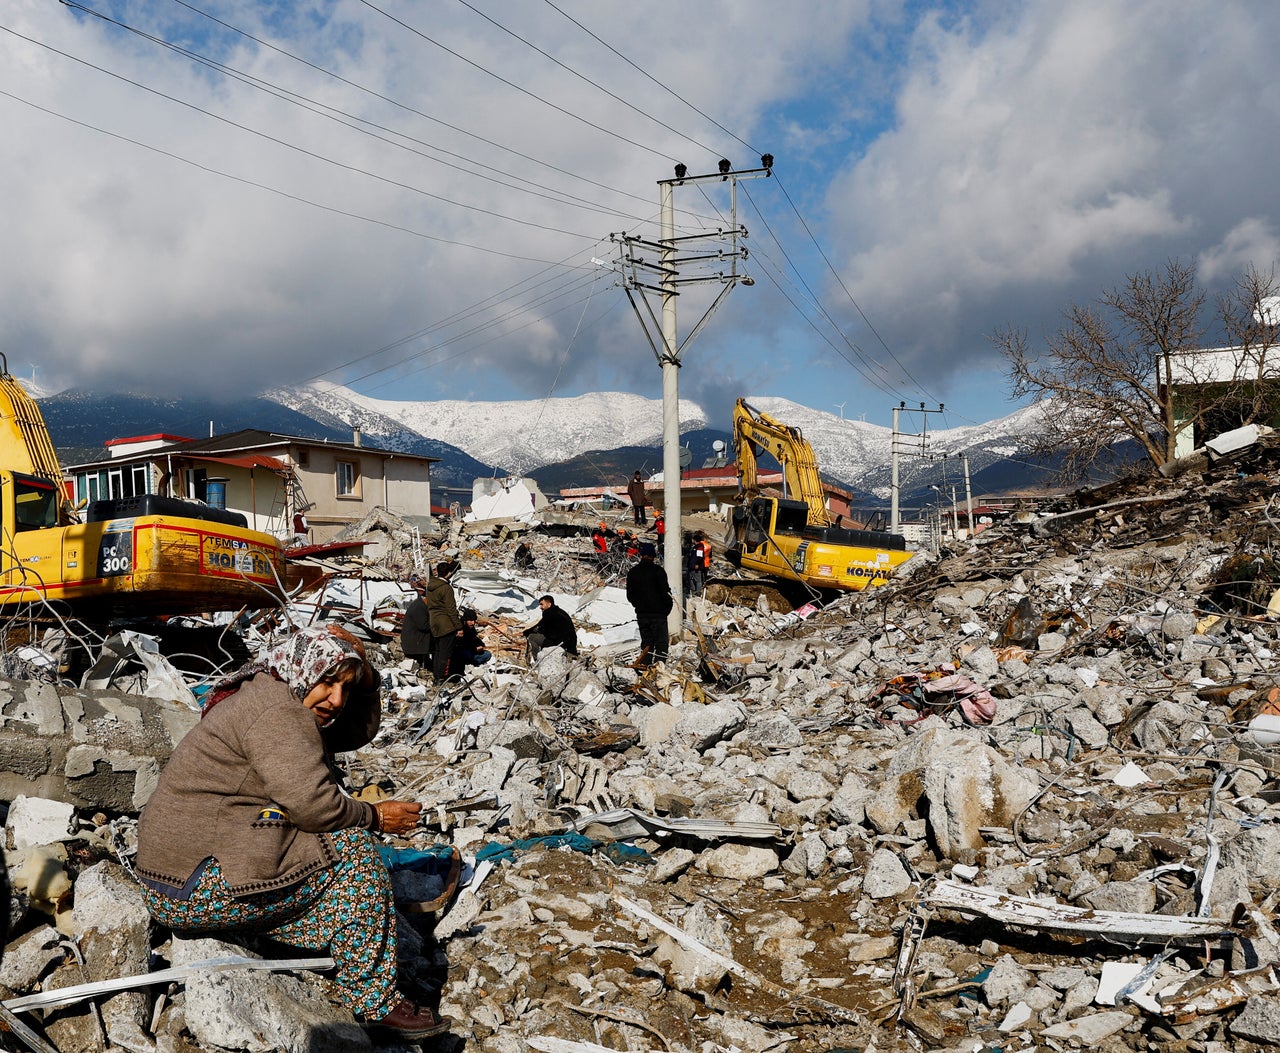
top-left (728, 398), bottom-right (912, 593)
top-left (0, 356), bottom-right (286, 620)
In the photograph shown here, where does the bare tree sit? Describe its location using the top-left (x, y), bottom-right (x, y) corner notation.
top-left (993, 259), bottom-right (1209, 479)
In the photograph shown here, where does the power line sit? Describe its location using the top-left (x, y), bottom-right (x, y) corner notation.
top-left (330, 266), bottom-right (611, 390)
top-left (748, 247), bottom-right (906, 401)
top-left (164, 0), bottom-right (674, 213)
top-left (453, 0), bottom-right (724, 157)
top-left (772, 174), bottom-right (941, 403)
top-left (310, 249), bottom-right (608, 382)
top-left (0, 86), bottom-right (573, 265)
top-left (1, 22), bottom-right (598, 242)
top-left (356, 0), bottom-right (679, 162)
top-left (64, 0), bottom-right (655, 226)
top-left (542, 0), bottom-right (759, 158)
top-left (741, 182), bottom-right (910, 399)
top-left (358, 274), bottom-right (624, 393)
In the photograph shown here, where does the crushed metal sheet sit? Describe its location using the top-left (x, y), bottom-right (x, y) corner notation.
top-left (572, 808), bottom-right (784, 843)
top-left (925, 880), bottom-right (1237, 944)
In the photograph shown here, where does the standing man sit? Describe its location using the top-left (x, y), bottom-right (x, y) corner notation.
top-left (686, 531), bottom-right (708, 597)
top-left (425, 560), bottom-right (462, 684)
top-left (290, 507), bottom-right (311, 547)
top-left (627, 471), bottom-right (648, 525)
top-left (523, 595), bottom-right (578, 662)
top-left (400, 577), bottom-right (433, 676)
top-left (654, 510), bottom-right (666, 555)
top-left (626, 542), bottom-right (673, 666)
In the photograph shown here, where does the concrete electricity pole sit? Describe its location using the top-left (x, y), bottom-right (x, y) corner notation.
top-left (889, 402), bottom-right (946, 534)
top-left (613, 156), bottom-right (774, 638)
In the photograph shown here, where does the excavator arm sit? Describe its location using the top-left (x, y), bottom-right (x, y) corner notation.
top-left (0, 355), bottom-right (74, 526)
top-left (732, 398), bottom-right (831, 526)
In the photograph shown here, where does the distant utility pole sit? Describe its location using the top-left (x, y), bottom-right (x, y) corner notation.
top-left (611, 154), bottom-right (774, 637)
top-left (889, 401), bottom-right (946, 534)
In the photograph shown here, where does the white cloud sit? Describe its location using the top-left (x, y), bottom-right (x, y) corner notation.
top-left (1199, 218), bottom-right (1280, 284)
top-left (6, 0), bottom-right (1280, 430)
top-left (824, 0), bottom-right (1280, 392)
top-left (0, 0), bottom-right (875, 399)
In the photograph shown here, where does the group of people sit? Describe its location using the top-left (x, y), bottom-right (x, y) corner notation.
top-left (401, 556), bottom-right (581, 675)
top-left (399, 560), bottom-right (491, 684)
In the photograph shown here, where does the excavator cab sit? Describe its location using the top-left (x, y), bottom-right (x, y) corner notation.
top-left (13, 473), bottom-right (60, 532)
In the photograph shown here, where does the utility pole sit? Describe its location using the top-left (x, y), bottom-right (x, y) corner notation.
top-left (613, 155), bottom-right (774, 638)
top-left (889, 402), bottom-right (946, 534)
top-left (961, 452), bottom-right (974, 539)
top-left (890, 405), bottom-right (901, 533)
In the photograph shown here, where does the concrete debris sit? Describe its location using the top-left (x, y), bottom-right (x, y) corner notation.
top-left (12, 447), bottom-right (1280, 1050)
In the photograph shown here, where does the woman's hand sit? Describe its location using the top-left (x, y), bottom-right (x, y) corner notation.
top-left (373, 800), bottom-right (422, 836)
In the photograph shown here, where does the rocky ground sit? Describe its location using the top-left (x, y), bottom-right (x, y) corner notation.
top-left (5, 437), bottom-right (1280, 1052)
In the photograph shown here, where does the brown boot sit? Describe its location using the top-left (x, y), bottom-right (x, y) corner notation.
top-left (367, 998), bottom-right (451, 1040)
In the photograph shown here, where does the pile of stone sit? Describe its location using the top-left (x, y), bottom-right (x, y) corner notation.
top-left (5, 442), bottom-right (1280, 1052)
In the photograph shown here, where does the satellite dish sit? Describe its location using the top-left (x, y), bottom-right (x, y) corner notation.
top-left (712, 439), bottom-right (726, 453)
top-left (679, 447), bottom-right (693, 468)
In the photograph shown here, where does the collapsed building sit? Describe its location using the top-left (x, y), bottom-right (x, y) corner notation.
top-left (4, 431), bottom-right (1280, 1052)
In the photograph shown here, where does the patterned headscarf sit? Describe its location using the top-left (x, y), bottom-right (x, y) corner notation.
top-left (203, 627), bottom-right (366, 715)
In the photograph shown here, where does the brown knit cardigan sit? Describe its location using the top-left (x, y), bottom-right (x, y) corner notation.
top-left (136, 672), bottom-right (379, 897)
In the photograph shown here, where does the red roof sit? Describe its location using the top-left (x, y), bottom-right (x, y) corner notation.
top-left (105, 433), bottom-right (195, 447)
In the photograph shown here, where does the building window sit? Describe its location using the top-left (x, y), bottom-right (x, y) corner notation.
top-left (296, 448), bottom-right (309, 468)
top-left (336, 460), bottom-right (359, 497)
top-left (74, 470), bottom-right (107, 504)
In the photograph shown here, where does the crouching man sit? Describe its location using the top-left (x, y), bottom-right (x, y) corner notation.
top-left (523, 595), bottom-right (578, 662)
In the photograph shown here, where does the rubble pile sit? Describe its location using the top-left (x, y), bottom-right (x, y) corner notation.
top-left (6, 442), bottom-right (1280, 1052)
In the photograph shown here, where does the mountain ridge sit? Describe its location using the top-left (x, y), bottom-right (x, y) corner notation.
top-left (39, 381), bottom-right (1055, 501)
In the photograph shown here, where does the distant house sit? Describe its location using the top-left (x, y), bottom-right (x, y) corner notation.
top-left (61, 429), bottom-right (438, 544)
top-left (1164, 344), bottom-right (1280, 459)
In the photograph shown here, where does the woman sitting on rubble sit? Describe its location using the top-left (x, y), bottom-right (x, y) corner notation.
top-left (135, 626), bottom-right (450, 1042)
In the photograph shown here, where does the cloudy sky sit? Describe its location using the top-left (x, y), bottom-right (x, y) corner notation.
top-left (4, 0), bottom-right (1279, 430)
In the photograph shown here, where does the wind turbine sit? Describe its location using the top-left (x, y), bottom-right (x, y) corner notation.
top-left (834, 401), bottom-right (846, 419)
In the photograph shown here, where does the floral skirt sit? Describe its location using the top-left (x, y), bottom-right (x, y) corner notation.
top-left (143, 827), bottom-right (398, 1019)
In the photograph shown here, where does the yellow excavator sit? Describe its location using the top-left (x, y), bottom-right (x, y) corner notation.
top-left (728, 398), bottom-right (912, 592)
top-left (0, 356), bottom-right (286, 620)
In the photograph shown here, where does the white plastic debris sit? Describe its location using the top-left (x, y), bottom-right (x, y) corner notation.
top-left (1111, 762), bottom-right (1151, 787)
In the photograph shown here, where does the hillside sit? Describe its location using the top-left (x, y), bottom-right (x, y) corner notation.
top-left (39, 381), bottom-right (1065, 501)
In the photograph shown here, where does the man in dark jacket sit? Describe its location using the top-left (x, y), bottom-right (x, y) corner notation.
top-left (626, 542), bottom-right (672, 665)
top-left (448, 609), bottom-right (492, 677)
top-left (627, 471), bottom-right (648, 525)
top-left (399, 578), bottom-right (433, 674)
top-left (425, 560), bottom-right (462, 683)
top-left (523, 595), bottom-right (578, 662)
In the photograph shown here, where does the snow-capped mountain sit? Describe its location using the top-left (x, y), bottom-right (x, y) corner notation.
top-left (270, 382), bottom-right (710, 476)
top-left (267, 382), bottom-right (1049, 496)
top-left (41, 376), bottom-right (1054, 500)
